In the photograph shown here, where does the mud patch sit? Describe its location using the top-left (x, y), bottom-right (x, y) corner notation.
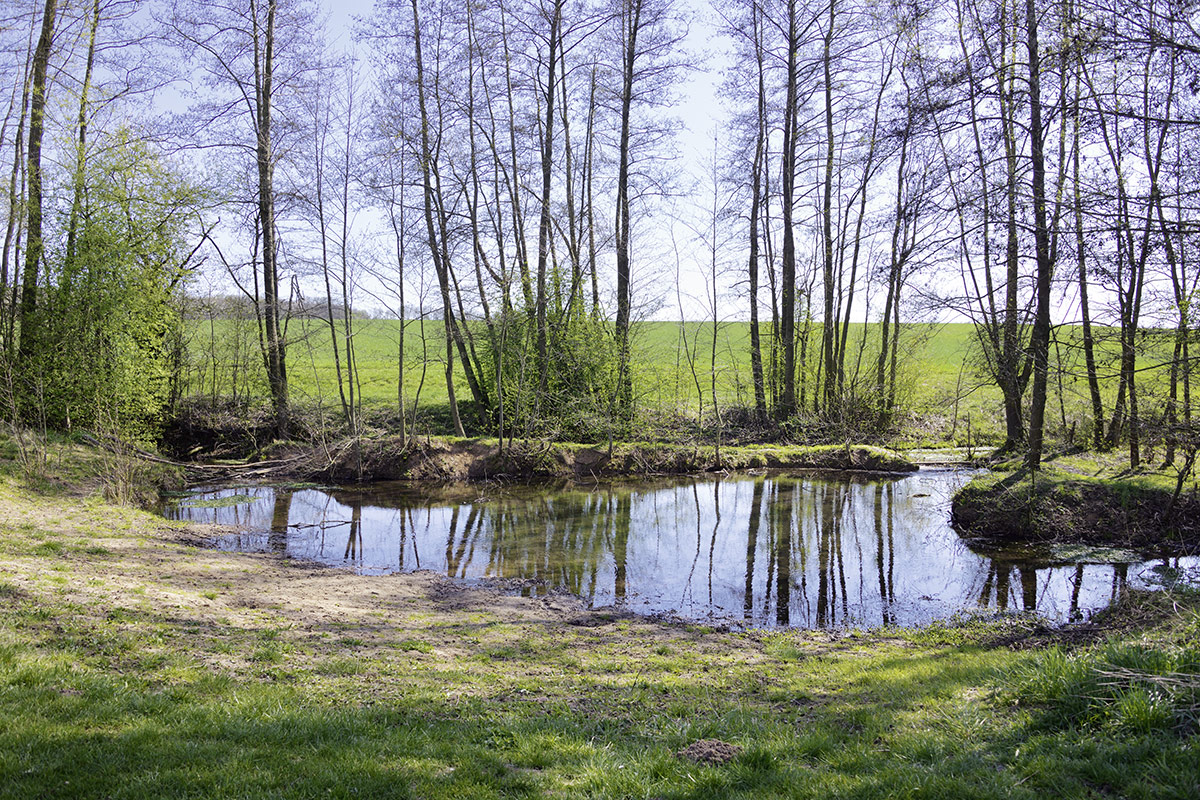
top-left (677, 739), bottom-right (743, 765)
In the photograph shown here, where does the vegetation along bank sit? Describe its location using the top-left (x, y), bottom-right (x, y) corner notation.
top-left (952, 452), bottom-right (1200, 555)
top-left (226, 437), bottom-right (918, 483)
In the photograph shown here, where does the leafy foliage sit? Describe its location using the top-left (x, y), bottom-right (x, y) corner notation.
top-left (481, 307), bottom-right (619, 441)
top-left (17, 131), bottom-right (198, 443)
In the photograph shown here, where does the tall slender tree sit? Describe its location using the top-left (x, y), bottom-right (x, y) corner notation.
top-left (16, 0), bottom-right (57, 369)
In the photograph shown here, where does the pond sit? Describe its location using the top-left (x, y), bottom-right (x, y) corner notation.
top-left (164, 469), bottom-right (1197, 630)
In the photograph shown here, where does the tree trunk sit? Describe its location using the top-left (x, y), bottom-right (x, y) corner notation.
top-left (410, 0), bottom-right (464, 436)
top-left (1024, 0), bottom-right (1054, 471)
top-left (534, 0), bottom-right (563, 417)
top-left (0, 25), bottom-right (35, 354)
top-left (819, 0), bottom-right (837, 412)
top-left (254, 0), bottom-right (288, 437)
top-left (777, 0), bottom-right (799, 420)
top-left (877, 115), bottom-right (909, 424)
top-left (17, 0), bottom-right (58, 369)
top-left (1072, 68), bottom-right (1104, 449)
top-left (64, 0), bottom-right (101, 272)
top-left (747, 0), bottom-right (767, 419)
top-left (614, 0), bottom-right (643, 417)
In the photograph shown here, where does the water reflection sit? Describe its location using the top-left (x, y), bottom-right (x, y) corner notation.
top-left (167, 471), bottom-right (1197, 629)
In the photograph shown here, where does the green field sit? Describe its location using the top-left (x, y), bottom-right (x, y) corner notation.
top-left (179, 317), bottom-right (1170, 446)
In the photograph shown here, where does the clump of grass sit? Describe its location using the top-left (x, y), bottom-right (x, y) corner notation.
top-left (1003, 608), bottom-right (1200, 734)
top-left (250, 644), bottom-right (285, 664)
top-left (899, 610), bottom-right (1041, 647)
top-left (32, 540), bottom-right (65, 557)
top-left (316, 656), bottom-right (367, 676)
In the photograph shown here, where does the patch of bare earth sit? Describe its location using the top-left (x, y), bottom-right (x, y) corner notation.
top-left (0, 487), bottom-right (793, 690)
top-left (676, 739), bottom-right (743, 765)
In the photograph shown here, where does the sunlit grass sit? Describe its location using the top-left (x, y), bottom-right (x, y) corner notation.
top-left (1, 439), bottom-right (1197, 798)
top-left (178, 318), bottom-right (1180, 445)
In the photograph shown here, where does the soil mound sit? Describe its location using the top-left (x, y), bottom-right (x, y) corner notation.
top-left (952, 472), bottom-right (1200, 553)
top-left (676, 739), bottom-right (743, 765)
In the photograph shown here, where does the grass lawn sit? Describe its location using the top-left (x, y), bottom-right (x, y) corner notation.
top-left (0, 438), bottom-right (1197, 798)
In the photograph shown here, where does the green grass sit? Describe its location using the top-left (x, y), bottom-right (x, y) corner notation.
top-left (967, 448), bottom-right (1195, 497)
top-left (1005, 632), bottom-right (1200, 735)
top-left (3, 597), bottom-right (1197, 799)
top-left (179, 318), bottom-right (1176, 446)
top-left (0, 439), bottom-right (1197, 798)
top-left (183, 317), bottom-right (989, 417)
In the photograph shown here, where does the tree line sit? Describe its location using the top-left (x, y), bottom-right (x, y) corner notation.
top-left (0, 0), bottom-right (1196, 469)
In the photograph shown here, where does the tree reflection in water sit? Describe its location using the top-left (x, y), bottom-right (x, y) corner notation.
top-left (168, 471), bottom-right (1194, 629)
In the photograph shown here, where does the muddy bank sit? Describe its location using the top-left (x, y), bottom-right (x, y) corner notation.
top-left (251, 437), bottom-right (918, 483)
top-left (952, 470), bottom-right (1200, 554)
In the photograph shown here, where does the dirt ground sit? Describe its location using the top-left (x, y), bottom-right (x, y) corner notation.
top-left (0, 482), bottom-right (793, 686)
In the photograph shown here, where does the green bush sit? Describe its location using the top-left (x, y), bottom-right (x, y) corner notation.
top-left (15, 131), bottom-right (197, 443)
top-left (481, 306), bottom-right (620, 441)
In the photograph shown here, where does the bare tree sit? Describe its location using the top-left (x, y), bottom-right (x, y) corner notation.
top-left (163, 0), bottom-right (322, 436)
top-left (611, 0), bottom-right (686, 418)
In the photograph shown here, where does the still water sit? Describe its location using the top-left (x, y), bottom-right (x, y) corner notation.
top-left (165, 470), bottom-right (1196, 629)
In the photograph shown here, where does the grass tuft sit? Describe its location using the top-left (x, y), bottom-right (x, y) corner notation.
top-left (1002, 614), bottom-right (1200, 735)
